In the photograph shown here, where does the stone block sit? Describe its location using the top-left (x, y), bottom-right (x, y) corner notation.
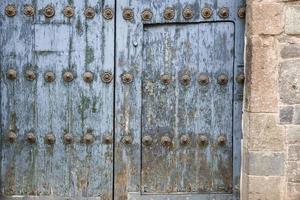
top-left (287, 182), bottom-right (300, 200)
top-left (279, 106), bottom-right (294, 124)
top-left (287, 126), bottom-right (300, 144)
top-left (286, 6), bottom-right (300, 35)
top-left (288, 145), bottom-right (300, 161)
top-left (287, 161), bottom-right (300, 183)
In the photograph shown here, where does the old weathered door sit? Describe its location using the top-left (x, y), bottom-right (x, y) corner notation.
top-left (1, 0), bottom-right (245, 200)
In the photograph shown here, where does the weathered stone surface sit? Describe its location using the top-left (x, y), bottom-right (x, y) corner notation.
top-left (281, 44), bottom-right (300, 59)
top-left (279, 59), bottom-right (300, 104)
top-left (287, 183), bottom-right (300, 200)
top-left (288, 145), bottom-right (300, 161)
top-left (285, 6), bottom-right (300, 35)
top-left (294, 105), bottom-right (300, 124)
top-left (287, 126), bottom-right (300, 144)
top-left (279, 106), bottom-right (294, 124)
top-left (287, 161), bottom-right (300, 183)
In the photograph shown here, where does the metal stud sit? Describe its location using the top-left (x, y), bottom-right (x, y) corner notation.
top-left (7, 131), bottom-right (17, 143)
top-left (164, 7), bottom-right (175, 20)
top-left (122, 135), bottom-right (133, 145)
top-left (7, 69), bottom-right (17, 80)
top-left (25, 70), bottom-right (36, 81)
top-left (5, 4), bottom-right (17, 17)
top-left (198, 135), bottom-right (208, 146)
top-left (63, 71), bottom-right (74, 82)
top-left (85, 7), bottom-right (95, 19)
top-left (103, 7), bottom-right (114, 20)
top-left (103, 134), bottom-right (113, 144)
top-left (63, 133), bottom-right (73, 144)
top-left (198, 74), bottom-right (209, 85)
top-left (141, 9), bottom-right (153, 21)
top-left (180, 134), bottom-right (190, 146)
top-left (236, 73), bottom-right (245, 84)
top-left (182, 6), bottom-right (193, 20)
top-left (45, 133), bottom-right (56, 145)
top-left (44, 71), bottom-right (55, 82)
top-left (64, 5), bottom-right (74, 18)
top-left (201, 7), bottom-right (213, 19)
top-left (142, 135), bottom-right (153, 146)
top-left (44, 5), bottom-right (55, 18)
top-left (160, 74), bottom-right (171, 85)
top-left (180, 74), bottom-right (191, 86)
top-left (217, 74), bottom-right (229, 85)
top-left (83, 133), bottom-right (94, 144)
top-left (101, 72), bottom-right (113, 83)
top-left (218, 7), bottom-right (229, 19)
top-left (123, 8), bottom-right (134, 20)
top-left (161, 136), bottom-right (172, 147)
top-left (26, 132), bottom-right (36, 144)
top-left (83, 71), bottom-right (94, 83)
top-left (121, 73), bottom-right (133, 84)
top-left (238, 7), bottom-right (246, 19)
top-left (24, 5), bottom-right (35, 17)
top-left (217, 135), bottom-right (226, 145)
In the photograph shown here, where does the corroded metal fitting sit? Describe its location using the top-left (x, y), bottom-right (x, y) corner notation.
top-left (85, 7), bottom-right (95, 19)
top-left (161, 136), bottom-right (172, 147)
top-left (122, 135), bottom-right (133, 145)
top-left (25, 69), bottom-right (36, 81)
top-left (45, 133), bottom-right (56, 145)
top-left (198, 135), bottom-right (208, 146)
top-left (163, 7), bottom-right (175, 20)
top-left (236, 74), bottom-right (245, 84)
top-left (217, 74), bottom-right (229, 85)
top-left (103, 134), bottom-right (113, 144)
top-left (121, 73), bottom-right (133, 84)
top-left (83, 133), bottom-right (94, 144)
top-left (5, 4), bottom-right (17, 17)
top-left (7, 131), bottom-right (17, 143)
top-left (201, 7), bottom-right (213, 19)
top-left (83, 71), bottom-right (94, 83)
top-left (44, 71), bottom-right (55, 82)
top-left (238, 7), bottom-right (246, 19)
top-left (123, 8), bottom-right (134, 20)
top-left (24, 4), bottom-right (35, 17)
top-left (44, 5), bottom-right (55, 18)
top-left (217, 135), bottom-right (226, 145)
top-left (63, 71), bottom-right (74, 82)
top-left (182, 6), bottom-right (193, 19)
top-left (142, 135), bottom-right (153, 146)
top-left (218, 7), bottom-right (229, 19)
top-left (160, 74), bottom-right (171, 85)
top-left (103, 7), bottom-right (114, 20)
top-left (63, 133), bottom-right (73, 144)
top-left (7, 69), bottom-right (17, 80)
top-left (141, 9), bottom-right (153, 21)
top-left (64, 5), bottom-right (74, 18)
top-left (101, 72), bottom-right (113, 83)
top-left (26, 132), bottom-right (36, 144)
top-left (180, 74), bottom-right (191, 86)
top-left (198, 74), bottom-right (209, 85)
top-left (180, 134), bottom-right (190, 145)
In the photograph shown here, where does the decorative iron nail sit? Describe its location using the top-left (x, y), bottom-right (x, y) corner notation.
top-left (160, 74), bottom-right (171, 85)
top-left (45, 133), bottom-right (56, 145)
top-left (236, 74), bottom-right (245, 84)
top-left (238, 7), bottom-right (246, 19)
top-left (44, 5), bottom-right (55, 18)
top-left (7, 69), bottom-right (17, 80)
top-left (7, 131), bottom-right (17, 143)
top-left (5, 4), bottom-right (17, 17)
top-left (180, 135), bottom-right (190, 145)
top-left (198, 135), bottom-right (208, 146)
top-left (122, 136), bottom-right (133, 145)
top-left (103, 134), bottom-right (113, 144)
top-left (218, 7), bottom-right (229, 19)
top-left (64, 5), bottom-right (74, 18)
top-left (63, 133), bottom-right (73, 144)
top-left (217, 74), bottom-right (229, 85)
top-left (198, 74), bottom-right (209, 85)
top-left (141, 9), bottom-right (153, 21)
top-left (121, 73), bottom-right (133, 84)
top-left (83, 133), bottom-right (94, 144)
top-left (163, 7), bottom-right (175, 20)
top-left (217, 135), bottom-right (226, 145)
top-left (182, 6), bottom-right (193, 19)
top-left (26, 132), bottom-right (36, 144)
top-left (24, 4), bottom-right (35, 17)
top-left (101, 72), bottom-right (113, 83)
top-left (63, 71), bottom-right (74, 82)
top-left (123, 8), bottom-right (134, 20)
top-left (25, 70), bottom-right (36, 81)
top-left (161, 136), bottom-right (172, 147)
top-left (103, 7), bottom-right (114, 20)
top-left (201, 7), bottom-right (213, 19)
top-left (142, 135), bottom-right (153, 146)
top-left (83, 71), bottom-right (94, 83)
top-left (44, 71), bottom-right (55, 82)
top-left (180, 74), bottom-right (191, 86)
top-left (85, 7), bottom-right (95, 19)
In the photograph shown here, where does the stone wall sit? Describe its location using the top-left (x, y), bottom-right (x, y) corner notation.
top-left (242, 0), bottom-right (300, 199)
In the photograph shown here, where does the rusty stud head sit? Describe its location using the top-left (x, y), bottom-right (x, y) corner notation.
top-left (161, 136), bottom-right (172, 147)
top-left (182, 6), bottom-right (193, 20)
top-left (25, 70), bottom-right (36, 81)
top-left (64, 5), bottom-right (74, 18)
top-left (103, 8), bottom-right (114, 20)
top-left (236, 74), bottom-right (245, 84)
top-left (122, 136), bottom-right (133, 145)
top-left (180, 74), bottom-right (191, 86)
top-left (7, 69), bottom-right (17, 80)
top-left (163, 7), bottom-right (175, 20)
top-left (44, 5), bottom-right (55, 18)
top-left (83, 71), bottom-right (94, 83)
top-left (26, 132), bottom-right (36, 144)
top-left (24, 5), bottom-right (35, 17)
top-left (142, 135), bottom-right (153, 146)
top-left (103, 135), bottom-right (113, 144)
top-left (7, 131), bottom-right (17, 143)
top-left (198, 74), bottom-right (209, 85)
top-left (63, 71), bottom-right (74, 82)
top-left (217, 135), bottom-right (226, 145)
top-left (85, 7), bottom-right (95, 19)
top-left (45, 133), bottom-right (56, 145)
top-left (44, 71), bottom-right (55, 82)
top-left (217, 74), bottom-right (229, 85)
top-left (123, 8), bottom-right (134, 21)
top-left (141, 9), bottom-right (153, 21)
top-left (238, 7), bottom-right (246, 19)
top-left (201, 7), bottom-right (213, 19)
top-left (121, 73), bottom-right (133, 84)
top-left (180, 135), bottom-right (190, 146)
top-left (63, 133), bottom-right (73, 144)
top-left (5, 4), bottom-right (17, 17)
top-left (218, 7), bottom-right (229, 19)
top-left (101, 72), bottom-right (113, 83)
top-left (198, 135), bottom-right (208, 146)
top-left (160, 74), bottom-right (171, 85)
top-left (83, 133), bottom-right (94, 144)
